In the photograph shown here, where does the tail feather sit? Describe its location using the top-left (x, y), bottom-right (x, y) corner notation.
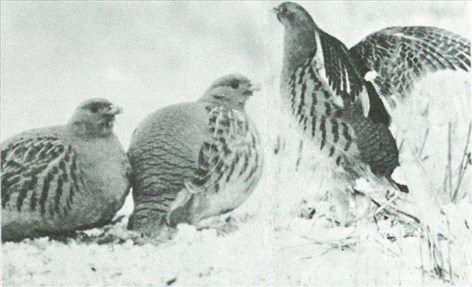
top-left (389, 177), bottom-right (409, 193)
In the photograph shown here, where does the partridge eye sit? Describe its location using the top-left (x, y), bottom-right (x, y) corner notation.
top-left (87, 104), bottom-right (101, 113)
top-left (277, 4), bottom-right (290, 15)
top-left (230, 81), bottom-right (240, 89)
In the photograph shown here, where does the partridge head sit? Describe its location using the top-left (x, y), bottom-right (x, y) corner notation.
top-left (200, 74), bottom-right (261, 111)
top-left (69, 98), bottom-right (122, 137)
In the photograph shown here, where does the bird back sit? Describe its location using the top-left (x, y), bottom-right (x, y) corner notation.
top-left (128, 102), bottom-right (208, 199)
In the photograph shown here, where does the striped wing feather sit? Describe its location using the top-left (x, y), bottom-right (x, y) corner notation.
top-left (350, 26), bottom-right (471, 98)
top-left (187, 106), bottom-right (256, 194)
top-left (1, 135), bottom-right (83, 217)
top-left (319, 30), bottom-right (365, 104)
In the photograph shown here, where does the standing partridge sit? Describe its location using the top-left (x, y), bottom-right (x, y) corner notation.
top-left (1, 98), bottom-right (131, 241)
top-left (127, 74), bottom-right (262, 236)
top-left (274, 2), bottom-right (470, 222)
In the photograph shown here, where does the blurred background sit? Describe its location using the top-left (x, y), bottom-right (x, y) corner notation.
top-left (1, 1), bottom-right (470, 148)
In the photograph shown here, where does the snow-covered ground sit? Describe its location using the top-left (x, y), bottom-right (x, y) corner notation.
top-left (1, 2), bottom-right (471, 286)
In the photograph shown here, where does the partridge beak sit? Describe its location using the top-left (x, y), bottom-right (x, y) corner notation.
top-left (244, 82), bottom-right (261, 96)
top-left (249, 82), bottom-right (262, 92)
top-left (105, 105), bottom-right (123, 116)
top-left (272, 6), bottom-right (282, 21)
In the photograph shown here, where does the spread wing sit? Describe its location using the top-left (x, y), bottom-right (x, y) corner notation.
top-left (1, 134), bottom-right (84, 216)
top-left (318, 29), bottom-right (365, 105)
top-left (350, 26), bottom-right (471, 98)
top-left (287, 28), bottom-right (374, 160)
top-left (302, 28), bottom-right (391, 124)
top-left (287, 28), bottom-right (400, 175)
top-left (320, 29), bottom-right (392, 124)
top-left (187, 106), bottom-right (259, 194)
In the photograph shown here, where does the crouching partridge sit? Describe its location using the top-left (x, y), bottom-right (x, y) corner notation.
top-left (128, 74), bottom-right (263, 236)
top-left (1, 98), bottom-right (131, 241)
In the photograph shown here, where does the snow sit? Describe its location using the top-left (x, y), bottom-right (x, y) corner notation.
top-left (3, 211), bottom-right (471, 286)
top-left (2, 1), bottom-right (471, 286)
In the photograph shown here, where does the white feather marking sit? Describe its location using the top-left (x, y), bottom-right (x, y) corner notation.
top-left (313, 31), bottom-right (326, 78)
top-left (343, 65), bottom-right (351, 94)
top-left (364, 70), bottom-right (378, 82)
top-left (359, 88), bottom-right (370, 118)
top-left (392, 32), bottom-right (405, 37)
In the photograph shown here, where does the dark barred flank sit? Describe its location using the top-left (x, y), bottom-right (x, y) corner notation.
top-left (1, 135), bottom-right (89, 218)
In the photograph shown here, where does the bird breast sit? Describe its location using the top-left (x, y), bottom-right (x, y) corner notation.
top-left (71, 135), bottom-right (130, 219)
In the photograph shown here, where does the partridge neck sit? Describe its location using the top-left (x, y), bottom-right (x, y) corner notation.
top-left (198, 98), bottom-right (246, 112)
top-left (281, 25), bottom-right (318, 87)
top-left (68, 121), bottom-right (113, 139)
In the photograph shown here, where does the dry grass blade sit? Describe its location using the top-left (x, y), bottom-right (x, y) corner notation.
top-left (446, 218), bottom-right (453, 283)
top-left (419, 128), bottom-right (430, 158)
top-left (451, 121), bottom-right (472, 203)
top-left (374, 192), bottom-right (401, 216)
top-left (419, 236), bottom-right (425, 287)
top-left (447, 121), bottom-right (453, 201)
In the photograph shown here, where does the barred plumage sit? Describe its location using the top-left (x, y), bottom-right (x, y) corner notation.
top-left (1, 136), bottom-right (81, 216)
top-left (275, 2), bottom-right (470, 222)
top-left (1, 98), bottom-right (131, 241)
top-left (285, 55), bottom-right (364, 171)
top-left (350, 26), bottom-right (470, 98)
top-left (128, 74), bottom-right (262, 236)
top-left (189, 106), bottom-right (259, 194)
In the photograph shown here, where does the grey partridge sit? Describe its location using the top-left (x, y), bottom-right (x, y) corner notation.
top-left (1, 98), bottom-right (131, 241)
top-left (127, 74), bottom-right (262, 236)
top-left (274, 2), bottom-right (470, 221)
